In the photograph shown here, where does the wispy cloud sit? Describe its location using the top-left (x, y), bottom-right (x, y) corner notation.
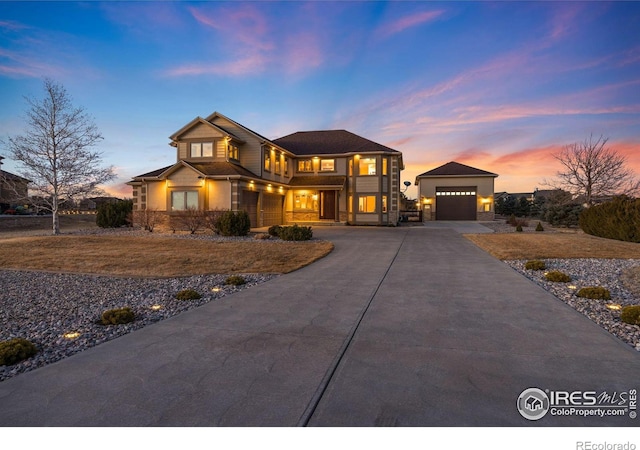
top-left (0, 47), bottom-right (67, 79)
top-left (166, 3), bottom-right (329, 78)
top-left (376, 10), bottom-right (445, 39)
top-left (165, 54), bottom-right (268, 77)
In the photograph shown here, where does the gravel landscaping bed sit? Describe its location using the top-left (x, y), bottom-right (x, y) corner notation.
top-left (0, 270), bottom-right (277, 382)
top-left (505, 258), bottom-right (640, 351)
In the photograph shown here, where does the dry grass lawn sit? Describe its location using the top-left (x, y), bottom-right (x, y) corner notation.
top-left (0, 235), bottom-right (334, 277)
top-left (464, 232), bottom-right (640, 260)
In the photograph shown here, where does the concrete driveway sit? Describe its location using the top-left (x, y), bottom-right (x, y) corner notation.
top-left (0, 226), bottom-right (638, 426)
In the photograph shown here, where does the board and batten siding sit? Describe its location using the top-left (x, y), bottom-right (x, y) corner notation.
top-left (180, 123), bottom-right (224, 140)
top-left (211, 116), bottom-right (262, 175)
top-left (178, 142), bottom-right (187, 160)
top-left (355, 213), bottom-right (378, 223)
top-left (355, 176), bottom-right (379, 192)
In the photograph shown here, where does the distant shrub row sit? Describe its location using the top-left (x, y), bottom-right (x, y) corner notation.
top-left (579, 196), bottom-right (640, 243)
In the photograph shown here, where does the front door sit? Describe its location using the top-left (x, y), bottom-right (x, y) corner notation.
top-left (319, 190), bottom-right (336, 220)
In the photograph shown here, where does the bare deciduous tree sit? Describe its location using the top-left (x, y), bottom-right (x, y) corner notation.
top-left (547, 134), bottom-right (640, 206)
top-left (2, 79), bottom-right (115, 234)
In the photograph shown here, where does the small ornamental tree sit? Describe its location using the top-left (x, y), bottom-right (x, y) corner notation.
top-left (2, 79), bottom-right (115, 234)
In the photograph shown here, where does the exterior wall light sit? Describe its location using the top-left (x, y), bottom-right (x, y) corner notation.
top-left (63, 332), bottom-right (81, 339)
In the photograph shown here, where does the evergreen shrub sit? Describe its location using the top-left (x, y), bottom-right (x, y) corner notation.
top-left (620, 305), bottom-right (640, 325)
top-left (278, 224), bottom-right (313, 241)
top-left (225, 275), bottom-right (246, 286)
top-left (0, 338), bottom-right (38, 366)
top-left (576, 286), bottom-right (611, 300)
top-left (268, 225), bottom-right (283, 238)
top-left (579, 196), bottom-right (640, 243)
top-left (175, 289), bottom-right (202, 300)
top-left (96, 200), bottom-right (133, 228)
top-left (215, 211), bottom-right (251, 236)
top-left (545, 270), bottom-right (571, 282)
top-left (100, 307), bottom-right (135, 325)
top-left (525, 260), bottom-right (546, 270)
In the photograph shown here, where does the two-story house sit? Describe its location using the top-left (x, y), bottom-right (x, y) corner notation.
top-left (127, 112), bottom-right (404, 228)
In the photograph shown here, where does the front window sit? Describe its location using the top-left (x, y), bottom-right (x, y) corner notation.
top-left (382, 158), bottom-right (388, 176)
top-left (382, 195), bottom-right (387, 213)
top-left (359, 157), bottom-right (376, 175)
top-left (190, 142), bottom-right (214, 158)
top-left (358, 195), bottom-right (376, 213)
top-left (297, 159), bottom-right (313, 172)
top-left (171, 191), bottom-right (198, 211)
top-left (294, 191), bottom-right (318, 211)
top-left (284, 158), bottom-right (289, 176)
top-left (320, 159), bottom-right (335, 172)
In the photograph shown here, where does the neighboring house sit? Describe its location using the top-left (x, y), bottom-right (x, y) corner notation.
top-left (0, 156), bottom-right (30, 211)
top-left (127, 112), bottom-right (404, 227)
top-left (415, 161), bottom-right (498, 221)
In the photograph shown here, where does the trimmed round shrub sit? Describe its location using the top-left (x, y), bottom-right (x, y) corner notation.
top-left (225, 275), bottom-right (246, 286)
top-left (175, 289), bottom-right (202, 300)
top-left (0, 338), bottom-right (38, 366)
top-left (576, 286), bottom-right (611, 300)
top-left (101, 307), bottom-right (135, 325)
top-left (525, 260), bottom-right (546, 271)
top-left (215, 210), bottom-right (251, 236)
top-left (535, 222), bottom-right (544, 232)
top-left (545, 270), bottom-right (571, 282)
top-left (268, 225), bottom-right (282, 238)
top-left (620, 305), bottom-right (640, 325)
top-left (279, 224), bottom-right (313, 241)
top-left (515, 224), bottom-right (523, 232)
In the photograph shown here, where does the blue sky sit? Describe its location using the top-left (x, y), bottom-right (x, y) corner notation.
top-left (1, 1), bottom-right (639, 199)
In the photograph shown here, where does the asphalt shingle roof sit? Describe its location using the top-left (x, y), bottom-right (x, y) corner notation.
top-left (185, 162), bottom-right (259, 178)
top-left (417, 161), bottom-right (498, 177)
top-left (273, 130), bottom-right (399, 156)
top-left (133, 165), bottom-right (173, 178)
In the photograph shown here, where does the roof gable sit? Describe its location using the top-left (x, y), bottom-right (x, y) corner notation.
top-left (273, 130), bottom-right (400, 156)
top-left (205, 111), bottom-right (272, 144)
top-left (417, 161), bottom-right (498, 178)
top-left (169, 117), bottom-right (243, 142)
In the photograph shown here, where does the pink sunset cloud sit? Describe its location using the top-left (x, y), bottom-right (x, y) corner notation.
top-left (166, 4), bottom-right (330, 78)
top-left (165, 54), bottom-right (268, 77)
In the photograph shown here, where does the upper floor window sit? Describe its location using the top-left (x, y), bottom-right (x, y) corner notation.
top-left (284, 158), bottom-right (289, 176)
top-left (297, 159), bottom-right (313, 172)
top-left (320, 159), bottom-right (335, 172)
top-left (382, 157), bottom-right (388, 176)
top-left (275, 157), bottom-right (281, 174)
top-left (228, 144), bottom-right (239, 160)
top-left (264, 152), bottom-right (271, 172)
top-left (359, 157), bottom-right (376, 176)
top-left (191, 142), bottom-right (213, 158)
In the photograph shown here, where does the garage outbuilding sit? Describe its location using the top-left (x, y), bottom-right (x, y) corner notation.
top-left (415, 161), bottom-right (498, 221)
